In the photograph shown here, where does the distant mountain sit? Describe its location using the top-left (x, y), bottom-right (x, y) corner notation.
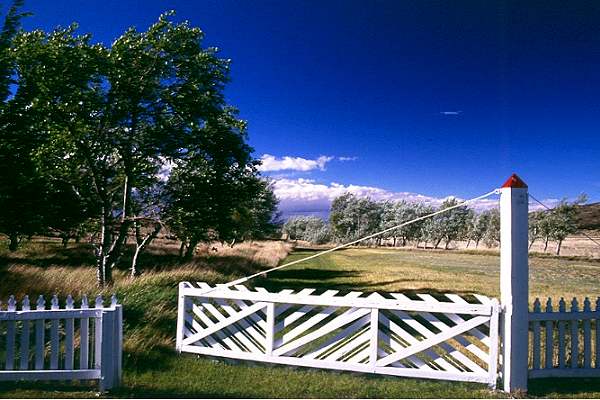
top-left (575, 202), bottom-right (600, 230)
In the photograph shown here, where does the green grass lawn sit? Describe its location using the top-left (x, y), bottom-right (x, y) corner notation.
top-left (1, 242), bottom-right (599, 398)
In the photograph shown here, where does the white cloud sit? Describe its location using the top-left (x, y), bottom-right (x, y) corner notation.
top-left (272, 178), bottom-right (502, 217)
top-left (338, 156), bottom-right (358, 162)
top-left (258, 154), bottom-right (334, 172)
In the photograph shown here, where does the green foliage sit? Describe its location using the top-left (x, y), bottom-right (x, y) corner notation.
top-left (330, 194), bottom-right (382, 242)
top-left (283, 216), bottom-right (330, 244)
top-left (0, 11), bottom-right (278, 284)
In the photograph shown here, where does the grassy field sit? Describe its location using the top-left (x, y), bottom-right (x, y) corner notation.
top-left (1, 239), bottom-right (599, 398)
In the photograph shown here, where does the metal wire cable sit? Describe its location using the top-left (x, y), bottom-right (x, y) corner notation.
top-left (194, 188), bottom-right (500, 296)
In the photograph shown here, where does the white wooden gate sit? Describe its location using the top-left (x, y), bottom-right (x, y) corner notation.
top-left (176, 282), bottom-right (500, 388)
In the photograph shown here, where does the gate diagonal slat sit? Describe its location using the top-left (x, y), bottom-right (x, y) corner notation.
top-left (198, 283), bottom-right (265, 352)
top-left (186, 304), bottom-right (222, 349)
top-left (273, 307), bottom-right (371, 357)
top-left (276, 292), bottom-right (383, 357)
top-left (416, 294), bottom-right (489, 363)
top-left (322, 326), bottom-right (370, 362)
top-left (271, 288), bottom-right (316, 318)
top-left (191, 303), bottom-right (242, 351)
top-left (281, 290), bottom-right (339, 343)
top-left (183, 302), bottom-right (267, 346)
top-left (394, 293), bottom-right (488, 369)
top-left (200, 299), bottom-right (264, 353)
top-left (303, 314), bottom-right (369, 360)
top-left (372, 292), bottom-right (462, 373)
top-left (376, 315), bottom-right (490, 367)
top-left (255, 287), bottom-right (295, 318)
top-left (282, 292), bottom-right (362, 345)
top-left (387, 310), bottom-right (472, 373)
top-left (379, 312), bottom-right (440, 371)
top-left (443, 294), bottom-right (491, 347)
top-left (213, 299), bottom-right (266, 351)
top-left (233, 285), bottom-right (270, 332)
top-left (281, 292), bottom-right (324, 327)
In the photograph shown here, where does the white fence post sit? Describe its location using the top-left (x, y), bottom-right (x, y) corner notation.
top-left (500, 173), bottom-right (529, 393)
top-left (99, 309), bottom-right (116, 391)
top-left (176, 282), bottom-right (187, 352)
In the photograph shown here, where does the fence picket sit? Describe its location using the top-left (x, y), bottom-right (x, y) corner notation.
top-left (94, 295), bottom-right (103, 369)
top-left (582, 298), bottom-right (592, 369)
top-left (20, 296), bottom-right (30, 370)
top-left (558, 298), bottom-right (567, 369)
top-left (35, 296), bottom-right (45, 369)
top-left (65, 295), bottom-right (75, 369)
top-left (529, 296), bottom-right (600, 378)
top-left (545, 298), bottom-right (554, 369)
top-left (50, 295), bottom-right (60, 369)
top-left (1, 294), bottom-right (122, 391)
top-left (5, 296), bottom-right (17, 370)
top-left (570, 298), bottom-right (579, 368)
top-left (80, 296), bottom-right (89, 369)
top-left (532, 299), bottom-right (541, 369)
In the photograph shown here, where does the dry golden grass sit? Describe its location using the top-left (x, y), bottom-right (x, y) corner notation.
top-left (0, 238), bottom-right (293, 300)
top-left (263, 247), bottom-right (600, 304)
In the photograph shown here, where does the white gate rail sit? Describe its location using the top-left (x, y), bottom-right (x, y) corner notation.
top-left (529, 296), bottom-right (600, 378)
top-left (0, 294), bottom-right (123, 391)
top-left (176, 282), bottom-right (500, 388)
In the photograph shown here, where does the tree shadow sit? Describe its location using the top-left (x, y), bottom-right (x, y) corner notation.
top-left (0, 244), bottom-right (97, 269)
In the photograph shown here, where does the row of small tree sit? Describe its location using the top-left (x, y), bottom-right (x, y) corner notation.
top-left (284, 193), bottom-right (584, 255)
top-left (0, 4), bottom-right (279, 286)
top-left (528, 195), bottom-right (587, 255)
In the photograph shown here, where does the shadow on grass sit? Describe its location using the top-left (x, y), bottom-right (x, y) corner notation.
top-left (528, 377), bottom-right (600, 397)
top-left (253, 267), bottom-right (482, 299)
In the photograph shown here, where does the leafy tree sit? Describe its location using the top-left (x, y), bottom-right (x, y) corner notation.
top-left (162, 109), bottom-right (264, 259)
top-left (330, 194), bottom-right (381, 243)
top-left (467, 212), bottom-right (489, 248)
top-left (283, 216), bottom-right (329, 244)
top-left (11, 13), bottom-right (259, 285)
top-left (228, 177), bottom-right (280, 243)
top-left (0, 0), bottom-right (37, 251)
top-left (548, 194), bottom-right (587, 255)
top-left (482, 208), bottom-right (501, 247)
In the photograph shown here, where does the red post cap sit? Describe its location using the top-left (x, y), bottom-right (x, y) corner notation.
top-left (501, 173), bottom-right (528, 188)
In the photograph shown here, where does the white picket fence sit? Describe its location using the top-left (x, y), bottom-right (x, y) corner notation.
top-left (529, 297), bottom-right (600, 378)
top-left (0, 294), bottom-right (123, 390)
top-left (176, 282), bottom-right (500, 388)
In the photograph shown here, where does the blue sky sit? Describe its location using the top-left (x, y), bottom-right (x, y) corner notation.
top-left (20, 0), bottom-right (600, 216)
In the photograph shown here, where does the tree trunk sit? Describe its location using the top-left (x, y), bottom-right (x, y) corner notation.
top-left (528, 238), bottom-right (536, 250)
top-left (8, 233), bottom-right (19, 251)
top-left (392, 237), bottom-right (396, 247)
top-left (475, 239), bottom-right (480, 249)
top-left (184, 240), bottom-right (198, 260)
top-left (179, 241), bottom-right (186, 258)
top-left (61, 234), bottom-right (70, 248)
top-left (466, 239), bottom-right (471, 248)
top-left (434, 238), bottom-right (442, 249)
top-left (130, 223), bottom-right (161, 278)
top-left (543, 236), bottom-right (549, 252)
top-left (555, 240), bottom-right (562, 256)
top-left (444, 240), bottom-right (451, 250)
